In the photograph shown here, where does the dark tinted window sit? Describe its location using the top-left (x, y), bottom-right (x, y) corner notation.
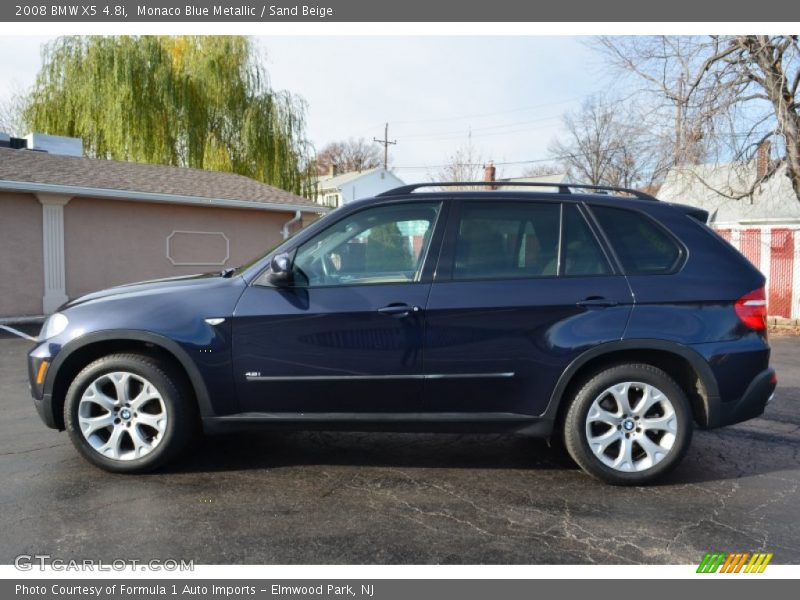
top-left (453, 202), bottom-right (560, 280)
top-left (562, 205), bottom-right (611, 276)
top-left (590, 206), bottom-right (681, 274)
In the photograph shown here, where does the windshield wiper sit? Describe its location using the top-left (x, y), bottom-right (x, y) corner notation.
top-left (220, 267), bottom-right (237, 278)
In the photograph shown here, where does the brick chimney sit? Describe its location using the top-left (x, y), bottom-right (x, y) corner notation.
top-left (328, 164), bottom-right (338, 177)
top-left (484, 161), bottom-right (496, 189)
top-left (756, 140), bottom-right (771, 179)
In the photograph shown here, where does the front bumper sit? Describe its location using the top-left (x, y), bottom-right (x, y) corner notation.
top-left (706, 367), bottom-right (776, 428)
top-left (28, 342), bottom-right (61, 430)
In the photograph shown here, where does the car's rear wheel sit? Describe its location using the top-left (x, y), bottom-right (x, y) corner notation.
top-left (64, 353), bottom-right (195, 473)
top-left (563, 363), bottom-right (692, 485)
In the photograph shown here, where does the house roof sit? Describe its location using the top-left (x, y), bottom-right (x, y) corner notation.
top-left (501, 173), bottom-right (569, 185)
top-left (658, 161), bottom-right (800, 225)
top-left (496, 173), bottom-right (569, 191)
top-left (315, 168), bottom-right (403, 191)
top-left (0, 148), bottom-right (322, 213)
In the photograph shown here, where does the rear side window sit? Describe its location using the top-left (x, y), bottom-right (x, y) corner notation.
top-left (453, 202), bottom-right (560, 280)
top-left (590, 206), bottom-right (682, 274)
top-left (562, 205), bottom-right (611, 276)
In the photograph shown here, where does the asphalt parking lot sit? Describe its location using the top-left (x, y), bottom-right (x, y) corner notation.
top-left (1, 330), bottom-right (799, 565)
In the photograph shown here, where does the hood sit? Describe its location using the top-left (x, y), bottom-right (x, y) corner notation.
top-left (60, 272), bottom-right (226, 311)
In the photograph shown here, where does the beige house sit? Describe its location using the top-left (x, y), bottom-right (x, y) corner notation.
top-left (0, 140), bottom-right (325, 319)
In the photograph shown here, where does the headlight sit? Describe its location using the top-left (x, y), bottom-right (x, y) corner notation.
top-left (40, 313), bottom-right (69, 340)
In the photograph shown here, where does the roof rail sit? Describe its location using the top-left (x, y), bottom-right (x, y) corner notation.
top-left (377, 181), bottom-right (658, 201)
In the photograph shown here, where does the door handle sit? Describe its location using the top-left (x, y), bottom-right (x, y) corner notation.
top-left (576, 296), bottom-right (618, 308)
top-left (378, 304), bottom-right (421, 317)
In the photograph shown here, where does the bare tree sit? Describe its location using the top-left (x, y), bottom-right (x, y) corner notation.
top-left (0, 89), bottom-right (26, 136)
top-left (430, 137), bottom-right (488, 189)
top-left (549, 95), bottom-right (669, 189)
top-left (521, 163), bottom-right (563, 177)
top-left (315, 137), bottom-right (383, 175)
top-left (597, 35), bottom-right (800, 202)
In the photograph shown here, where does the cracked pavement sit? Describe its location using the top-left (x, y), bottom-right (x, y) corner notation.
top-left (1, 331), bottom-right (798, 564)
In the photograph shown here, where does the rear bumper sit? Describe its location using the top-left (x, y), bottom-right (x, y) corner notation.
top-left (706, 367), bottom-right (776, 428)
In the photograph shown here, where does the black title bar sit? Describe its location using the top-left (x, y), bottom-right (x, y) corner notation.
top-left (2, 0), bottom-right (799, 22)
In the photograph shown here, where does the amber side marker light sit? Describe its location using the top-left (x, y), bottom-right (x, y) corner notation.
top-left (36, 361), bottom-right (49, 386)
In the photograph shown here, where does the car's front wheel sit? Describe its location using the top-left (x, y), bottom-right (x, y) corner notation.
top-left (64, 353), bottom-right (195, 473)
top-left (563, 363), bottom-right (692, 485)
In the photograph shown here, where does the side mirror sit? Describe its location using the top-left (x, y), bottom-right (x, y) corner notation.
top-left (268, 252), bottom-right (293, 285)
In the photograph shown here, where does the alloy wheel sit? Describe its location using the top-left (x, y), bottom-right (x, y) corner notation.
top-left (77, 371), bottom-right (168, 461)
top-left (584, 381), bottom-right (678, 472)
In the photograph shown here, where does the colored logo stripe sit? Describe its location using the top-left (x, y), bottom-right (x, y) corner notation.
top-left (697, 553), bottom-right (726, 573)
top-left (697, 552), bottom-right (773, 573)
top-left (721, 553), bottom-right (750, 573)
top-left (744, 553), bottom-right (773, 573)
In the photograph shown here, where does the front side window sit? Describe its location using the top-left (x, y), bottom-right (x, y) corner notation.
top-left (290, 202), bottom-right (440, 287)
top-left (453, 202), bottom-right (560, 280)
top-left (590, 205), bottom-right (682, 274)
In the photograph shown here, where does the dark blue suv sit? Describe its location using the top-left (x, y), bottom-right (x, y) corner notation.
top-left (27, 182), bottom-right (776, 484)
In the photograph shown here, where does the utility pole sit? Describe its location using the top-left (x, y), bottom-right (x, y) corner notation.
top-left (373, 123), bottom-right (396, 170)
top-left (675, 73), bottom-right (684, 165)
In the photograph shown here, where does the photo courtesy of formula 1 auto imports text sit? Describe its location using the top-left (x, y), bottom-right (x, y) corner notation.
top-left (0, 0), bottom-right (798, 597)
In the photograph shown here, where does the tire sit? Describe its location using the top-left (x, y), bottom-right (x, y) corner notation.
top-left (563, 363), bottom-right (692, 485)
top-left (64, 353), bottom-right (196, 473)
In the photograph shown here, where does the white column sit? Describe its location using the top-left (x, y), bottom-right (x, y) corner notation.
top-left (761, 229), bottom-right (772, 316)
top-left (730, 228), bottom-right (741, 251)
top-left (36, 193), bottom-right (72, 314)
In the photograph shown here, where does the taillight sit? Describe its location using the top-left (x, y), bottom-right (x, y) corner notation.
top-left (735, 288), bottom-right (767, 330)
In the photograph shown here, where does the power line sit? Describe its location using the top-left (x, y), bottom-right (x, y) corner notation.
top-left (391, 138), bottom-right (664, 170)
top-left (390, 130), bottom-right (777, 171)
top-left (389, 96), bottom-right (583, 126)
top-left (346, 97), bottom-right (581, 140)
top-left (396, 115), bottom-right (563, 141)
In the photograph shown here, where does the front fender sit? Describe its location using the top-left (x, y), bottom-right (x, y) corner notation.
top-left (40, 329), bottom-right (228, 429)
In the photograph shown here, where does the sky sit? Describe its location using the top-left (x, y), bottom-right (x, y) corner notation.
top-left (0, 35), bottom-right (614, 180)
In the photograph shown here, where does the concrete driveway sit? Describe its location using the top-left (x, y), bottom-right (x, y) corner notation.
top-left (1, 331), bottom-right (798, 564)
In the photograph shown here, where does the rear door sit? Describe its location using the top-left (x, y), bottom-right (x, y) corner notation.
top-left (422, 199), bottom-right (633, 416)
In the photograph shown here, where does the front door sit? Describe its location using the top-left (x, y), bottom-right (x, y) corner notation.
top-left (423, 200), bottom-right (633, 416)
top-left (233, 201), bottom-right (443, 414)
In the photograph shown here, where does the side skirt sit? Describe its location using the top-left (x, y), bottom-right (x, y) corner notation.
top-left (202, 412), bottom-right (553, 436)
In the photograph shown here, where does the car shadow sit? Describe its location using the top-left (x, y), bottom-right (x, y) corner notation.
top-left (659, 385), bottom-right (800, 485)
top-left (159, 388), bottom-right (800, 485)
top-left (163, 431), bottom-right (580, 474)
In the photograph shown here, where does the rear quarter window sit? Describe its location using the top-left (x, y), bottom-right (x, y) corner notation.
top-left (589, 205), bottom-right (682, 274)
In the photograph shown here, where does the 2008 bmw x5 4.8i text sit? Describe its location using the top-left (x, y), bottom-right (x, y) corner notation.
top-left (27, 182), bottom-right (776, 484)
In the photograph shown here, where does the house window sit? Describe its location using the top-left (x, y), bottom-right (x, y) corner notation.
top-left (322, 194), bottom-right (339, 208)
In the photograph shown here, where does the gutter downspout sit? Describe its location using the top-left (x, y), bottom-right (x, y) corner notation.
top-left (0, 324), bottom-right (39, 342)
top-left (282, 210), bottom-right (302, 240)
